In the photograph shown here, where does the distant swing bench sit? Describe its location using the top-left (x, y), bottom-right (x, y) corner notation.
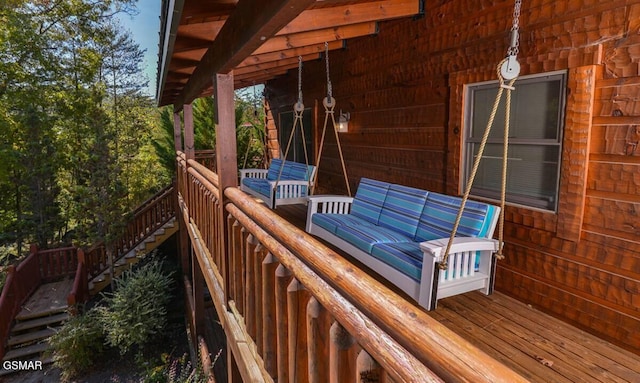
top-left (240, 158), bottom-right (316, 209)
top-left (305, 178), bottom-right (500, 310)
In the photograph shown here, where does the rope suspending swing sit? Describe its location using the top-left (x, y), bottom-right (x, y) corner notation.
top-left (275, 56), bottom-right (312, 191)
top-left (439, 0), bottom-right (522, 270)
top-left (311, 42), bottom-right (351, 196)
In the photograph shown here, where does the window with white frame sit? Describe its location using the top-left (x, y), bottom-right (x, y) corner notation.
top-left (463, 71), bottom-right (567, 211)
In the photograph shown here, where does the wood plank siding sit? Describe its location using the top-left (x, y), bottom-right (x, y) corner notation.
top-left (264, 0), bottom-right (640, 354)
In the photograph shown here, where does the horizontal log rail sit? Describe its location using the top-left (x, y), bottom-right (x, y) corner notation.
top-left (132, 183), bottom-right (175, 215)
top-left (86, 185), bottom-right (177, 281)
top-left (0, 245), bottom-right (80, 360)
top-left (177, 157), bottom-right (530, 382)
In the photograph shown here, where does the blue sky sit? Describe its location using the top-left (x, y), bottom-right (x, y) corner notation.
top-left (117, 0), bottom-right (161, 97)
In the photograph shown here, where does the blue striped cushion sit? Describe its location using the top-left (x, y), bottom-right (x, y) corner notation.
top-left (335, 224), bottom-right (412, 253)
top-left (379, 185), bottom-right (429, 238)
top-left (415, 193), bottom-right (493, 242)
top-left (242, 178), bottom-right (272, 197)
top-left (266, 158), bottom-right (283, 180)
top-left (311, 214), bottom-right (375, 234)
top-left (285, 161), bottom-right (313, 180)
top-left (350, 178), bottom-right (391, 224)
top-left (371, 242), bottom-right (424, 282)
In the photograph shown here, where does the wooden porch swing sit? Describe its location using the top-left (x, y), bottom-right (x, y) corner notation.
top-left (306, 0), bottom-right (523, 310)
top-left (240, 57), bottom-right (317, 209)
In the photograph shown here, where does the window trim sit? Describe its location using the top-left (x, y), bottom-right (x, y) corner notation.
top-left (462, 70), bottom-right (568, 212)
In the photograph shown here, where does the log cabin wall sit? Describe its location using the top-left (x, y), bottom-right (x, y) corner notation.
top-left (264, 0), bottom-right (640, 354)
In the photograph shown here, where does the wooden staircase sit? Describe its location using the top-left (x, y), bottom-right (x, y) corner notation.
top-left (0, 279), bottom-right (73, 376)
top-left (88, 217), bottom-right (178, 295)
top-left (0, 185), bottom-right (178, 370)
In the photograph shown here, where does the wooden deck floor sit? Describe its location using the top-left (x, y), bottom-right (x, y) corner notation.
top-left (15, 278), bottom-right (73, 321)
top-left (273, 204), bottom-right (640, 383)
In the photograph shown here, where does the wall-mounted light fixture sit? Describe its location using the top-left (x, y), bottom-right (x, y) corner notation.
top-left (337, 111), bottom-right (350, 133)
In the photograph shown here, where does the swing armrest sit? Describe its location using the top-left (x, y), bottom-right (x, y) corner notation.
top-left (269, 180), bottom-right (313, 200)
top-left (240, 168), bottom-right (268, 180)
top-left (420, 237), bottom-right (499, 277)
top-left (420, 237), bottom-right (499, 261)
top-left (306, 195), bottom-right (354, 232)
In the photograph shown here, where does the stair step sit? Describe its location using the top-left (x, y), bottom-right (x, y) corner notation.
top-left (2, 342), bottom-right (49, 361)
top-left (7, 328), bottom-right (58, 347)
top-left (11, 312), bottom-right (69, 333)
top-left (15, 306), bottom-right (68, 322)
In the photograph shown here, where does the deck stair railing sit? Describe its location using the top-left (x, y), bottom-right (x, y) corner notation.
top-left (176, 152), bottom-right (529, 382)
top-left (0, 246), bottom-right (84, 360)
top-left (0, 184), bottom-right (178, 362)
top-left (84, 185), bottom-right (177, 283)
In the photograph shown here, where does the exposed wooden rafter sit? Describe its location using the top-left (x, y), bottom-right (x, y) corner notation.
top-left (157, 0), bottom-right (422, 108)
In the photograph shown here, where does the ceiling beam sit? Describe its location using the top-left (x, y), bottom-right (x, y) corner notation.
top-left (174, 0), bottom-right (317, 111)
top-left (277, 0), bottom-right (419, 36)
top-left (236, 40), bottom-right (344, 68)
top-left (234, 53), bottom-right (320, 76)
top-left (254, 22), bottom-right (378, 55)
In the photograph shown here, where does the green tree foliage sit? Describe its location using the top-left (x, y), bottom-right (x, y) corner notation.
top-left (49, 308), bottom-right (105, 382)
top-left (0, 0), bottom-right (168, 258)
top-left (153, 88), bottom-right (267, 177)
top-left (96, 260), bottom-right (174, 355)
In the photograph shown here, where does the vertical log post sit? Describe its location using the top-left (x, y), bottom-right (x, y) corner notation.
top-left (173, 112), bottom-right (183, 153)
top-left (356, 350), bottom-right (386, 383)
top-left (330, 322), bottom-right (356, 383)
top-left (213, 71), bottom-right (239, 382)
top-left (192, 247), bottom-right (205, 338)
top-left (307, 297), bottom-right (331, 383)
top-left (262, 253), bottom-right (279, 377)
top-left (254, 243), bottom-right (265, 356)
top-left (245, 234), bottom-right (258, 339)
top-left (287, 278), bottom-right (310, 383)
top-left (275, 263), bottom-right (293, 383)
top-left (230, 219), bottom-right (242, 302)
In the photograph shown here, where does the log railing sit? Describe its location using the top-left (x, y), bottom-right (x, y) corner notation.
top-left (0, 245), bottom-right (82, 360)
top-left (115, 185), bottom-right (176, 257)
top-left (85, 185), bottom-right (177, 280)
top-left (68, 249), bottom-right (89, 312)
top-left (0, 185), bottom-right (178, 360)
top-left (177, 155), bottom-right (530, 382)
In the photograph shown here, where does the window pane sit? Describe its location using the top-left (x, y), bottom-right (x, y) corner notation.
top-left (470, 76), bottom-right (564, 141)
top-left (465, 71), bottom-right (566, 211)
top-left (469, 143), bottom-right (560, 210)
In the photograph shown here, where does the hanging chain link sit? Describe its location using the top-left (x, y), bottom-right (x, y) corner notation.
top-left (325, 42), bottom-right (332, 100)
top-left (507, 0), bottom-right (522, 57)
top-left (297, 55), bottom-right (303, 105)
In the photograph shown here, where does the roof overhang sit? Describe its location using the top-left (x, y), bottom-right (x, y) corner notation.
top-left (156, 0), bottom-right (423, 110)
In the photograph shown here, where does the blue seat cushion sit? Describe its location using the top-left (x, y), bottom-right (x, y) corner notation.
top-left (266, 158), bottom-right (283, 180)
top-left (266, 159), bottom-right (313, 181)
top-left (285, 161), bottom-right (313, 181)
top-left (415, 193), bottom-right (494, 242)
top-left (350, 178), bottom-right (391, 224)
top-left (379, 184), bottom-right (429, 239)
top-left (371, 242), bottom-right (424, 282)
top-left (311, 213), bottom-right (376, 234)
top-left (242, 178), bottom-right (271, 197)
top-left (335, 223), bottom-right (412, 254)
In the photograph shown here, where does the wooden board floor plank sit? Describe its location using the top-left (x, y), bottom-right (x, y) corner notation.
top-left (430, 304), bottom-right (571, 383)
top-left (449, 294), bottom-right (632, 383)
top-left (15, 279), bottom-right (73, 321)
top-left (464, 292), bottom-right (640, 382)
